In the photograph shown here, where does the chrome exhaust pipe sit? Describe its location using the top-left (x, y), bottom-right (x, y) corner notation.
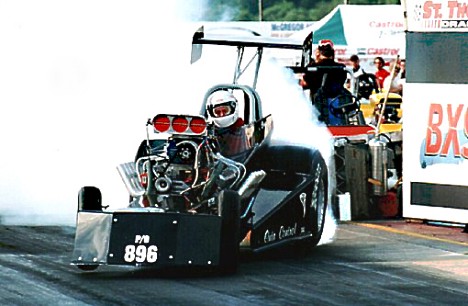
top-left (238, 170), bottom-right (266, 200)
top-left (117, 162), bottom-right (145, 197)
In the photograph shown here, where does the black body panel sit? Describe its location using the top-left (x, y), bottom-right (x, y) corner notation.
top-left (249, 173), bottom-right (315, 250)
top-left (107, 212), bottom-right (221, 266)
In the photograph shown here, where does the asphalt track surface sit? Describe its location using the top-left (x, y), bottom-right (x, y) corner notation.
top-left (0, 221), bottom-right (466, 306)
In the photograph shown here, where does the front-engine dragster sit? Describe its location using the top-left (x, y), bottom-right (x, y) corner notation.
top-left (71, 27), bottom-right (329, 274)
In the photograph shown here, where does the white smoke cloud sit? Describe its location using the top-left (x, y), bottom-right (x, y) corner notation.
top-left (0, 0), bottom-right (338, 249)
top-left (254, 60), bottom-right (338, 245)
top-left (0, 1), bottom-right (207, 224)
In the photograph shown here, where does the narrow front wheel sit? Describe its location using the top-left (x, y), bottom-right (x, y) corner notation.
top-left (78, 186), bottom-right (102, 212)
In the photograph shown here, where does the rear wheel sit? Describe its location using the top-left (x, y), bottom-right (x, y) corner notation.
top-left (218, 190), bottom-right (241, 275)
top-left (255, 145), bottom-right (316, 174)
top-left (78, 186), bottom-right (102, 212)
top-left (254, 146), bottom-right (329, 248)
top-left (306, 155), bottom-right (328, 247)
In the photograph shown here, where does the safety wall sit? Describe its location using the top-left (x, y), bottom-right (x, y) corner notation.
top-left (403, 0), bottom-right (468, 223)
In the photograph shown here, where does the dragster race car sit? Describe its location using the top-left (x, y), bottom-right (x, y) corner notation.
top-left (71, 26), bottom-right (329, 274)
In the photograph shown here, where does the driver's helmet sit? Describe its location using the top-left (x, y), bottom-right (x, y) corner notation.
top-left (206, 90), bottom-right (239, 128)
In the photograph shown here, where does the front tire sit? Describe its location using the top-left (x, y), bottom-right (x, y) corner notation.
top-left (77, 264), bottom-right (99, 271)
top-left (76, 186), bottom-right (101, 272)
top-left (78, 186), bottom-right (102, 212)
top-left (218, 190), bottom-right (241, 275)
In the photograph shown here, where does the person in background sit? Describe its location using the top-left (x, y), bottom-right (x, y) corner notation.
top-left (349, 54), bottom-right (364, 78)
top-left (373, 56), bottom-right (390, 90)
top-left (397, 59), bottom-right (406, 96)
top-left (383, 63), bottom-right (404, 96)
top-left (301, 39), bottom-right (347, 99)
top-left (399, 59), bottom-right (406, 79)
top-left (300, 39), bottom-right (349, 125)
top-left (346, 54), bottom-right (365, 91)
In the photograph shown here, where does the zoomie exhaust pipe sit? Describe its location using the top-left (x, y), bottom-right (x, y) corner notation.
top-left (238, 170), bottom-right (266, 200)
top-left (117, 162), bottom-right (145, 197)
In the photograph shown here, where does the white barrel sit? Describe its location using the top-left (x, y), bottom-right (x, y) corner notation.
top-left (338, 192), bottom-right (351, 221)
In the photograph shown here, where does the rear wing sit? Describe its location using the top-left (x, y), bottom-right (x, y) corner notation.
top-left (191, 26), bottom-right (313, 68)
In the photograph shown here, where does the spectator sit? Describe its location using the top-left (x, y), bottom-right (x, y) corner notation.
top-left (349, 54), bottom-right (364, 78)
top-left (399, 59), bottom-right (406, 79)
top-left (383, 63), bottom-right (404, 96)
top-left (373, 56), bottom-right (390, 90)
top-left (347, 54), bottom-right (366, 93)
top-left (300, 40), bottom-right (350, 125)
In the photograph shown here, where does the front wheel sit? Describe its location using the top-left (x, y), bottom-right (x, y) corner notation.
top-left (218, 190), bottom-right (241, 275)
top-left (78, 186), bottom-right (102, 212)
top-left (77, 264), bottom-right (99, 271)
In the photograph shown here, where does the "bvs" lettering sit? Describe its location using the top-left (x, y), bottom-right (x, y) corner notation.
top-left (425, 103), bottom-right (468, 158)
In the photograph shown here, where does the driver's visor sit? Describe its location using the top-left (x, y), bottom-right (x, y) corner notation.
top-left (212, 103), bottom-right (234, 118)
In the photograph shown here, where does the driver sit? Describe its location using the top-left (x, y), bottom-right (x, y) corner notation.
top-left (206, 90), bottom-right (243, 129)
top-left (206, 90), bottom-right (249, 159)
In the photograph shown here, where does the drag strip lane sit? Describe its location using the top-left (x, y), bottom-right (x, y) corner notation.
top-left (0, 223), bottom-right (466, 305)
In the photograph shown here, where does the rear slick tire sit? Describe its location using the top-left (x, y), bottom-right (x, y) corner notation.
top-left (218, 190), bottom-right (241, 275)
top-left (306, 154), bottom-right (328, 248)
top-left (259, 145), bottom-right (329, 249)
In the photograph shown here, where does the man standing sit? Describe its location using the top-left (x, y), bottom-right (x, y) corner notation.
top-left (350, 54), bottom-right (364, 78)
top-left (383, 63), bottom-right (403, 96)
top-left (300, 40), bottom-right (349, 125)
top-left (373, 56), bottom-right (390, 89)
top-left (301, 39), bottom-right (347, 99)
top-left (347, 54), bottom-right (364, 92)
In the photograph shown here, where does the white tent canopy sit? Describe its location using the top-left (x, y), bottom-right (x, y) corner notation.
top-left (290, 4), bottom-right (406, 70)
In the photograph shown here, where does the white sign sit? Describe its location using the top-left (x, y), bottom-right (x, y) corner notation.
top-left (403, 83), bottom-right (468, 223)
top-left (406, 0), bottom-right (468, 32)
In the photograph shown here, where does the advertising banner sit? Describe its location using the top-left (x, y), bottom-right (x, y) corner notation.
top-left (404, 2), bottom-right (468, 223)
top-left (403, 83), bottom-right (468, 223)
top-left (406, 0), bottom-right (468, 32)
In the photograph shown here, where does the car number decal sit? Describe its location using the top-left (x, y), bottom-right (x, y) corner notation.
top-left (123, 235), bottom-right (158, 263)
top-left (124, 245), bottom-right (158, 263)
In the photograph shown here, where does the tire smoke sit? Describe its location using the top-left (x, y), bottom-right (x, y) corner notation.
top-left (0, 1), bottom-right (207, 225)
top-left (0, 1), bottom-right (338, 247)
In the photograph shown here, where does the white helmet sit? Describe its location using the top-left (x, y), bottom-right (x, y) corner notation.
top-left (206, 90), bottom-right (239, 128)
